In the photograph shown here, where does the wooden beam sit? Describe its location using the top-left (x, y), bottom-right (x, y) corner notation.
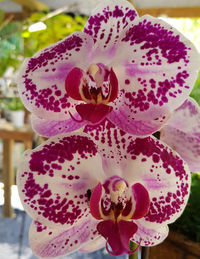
top-left (0, 128), bottom-right (33, 142)
top-left (0, 14), bottom-right (14, 31)
top-left (11, 0), bottom-right (48, 11)
top-left (4, 12), bottom-right (25, 21)
top-left (137, 6), bottom-right (200, 18)
top-left (3, 6), bottom-right (200, 21)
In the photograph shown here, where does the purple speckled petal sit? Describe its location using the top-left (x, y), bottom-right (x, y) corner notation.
top-left (84, 119), bottom-right (191, 226)
top-left (126, 137), bottom-right (190, 227)
top-left (17, 133), bottom-right (104, 229)
top-left (31, 114), bottom-right (86, 137)
top-left (161, 125), bottom-right (200, 172)
top-left (29, 217), bottom-right (99, 258)
top-left (110, 15), bottom-right (200, 125)
top-left (17, 32), bottom-right (93, 120)
top-left (131, 221), bottom-right (169, 247)
top-left (84, 119), bottom-right (129, 175)
top-left (160, 97), bottom-right (200, 172)
top-left (163, 97), bottom-right (200, 132)
top-left (84, 0), bottom-right (138, 50)
top-left (79, 236), bottom-right (106, 253)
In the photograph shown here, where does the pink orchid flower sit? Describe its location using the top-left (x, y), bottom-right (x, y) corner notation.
top-left (17, 0), bottom-right (200, 137)
top-left (160, 97), bottom-right (200, 173)
top-left (17, 121), bottom-right (190, 257)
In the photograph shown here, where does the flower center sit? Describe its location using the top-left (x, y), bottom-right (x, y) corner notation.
top-left (89, 176), bottom-right (150, 255)
top-left (65, 63), bottom-right (118, 124)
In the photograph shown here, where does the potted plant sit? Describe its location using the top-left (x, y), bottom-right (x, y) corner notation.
top-left (6, 97), bottom-right (25, 128)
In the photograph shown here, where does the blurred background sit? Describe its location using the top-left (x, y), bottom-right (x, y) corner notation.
top-left (0, 0), bottom-right (200, 259)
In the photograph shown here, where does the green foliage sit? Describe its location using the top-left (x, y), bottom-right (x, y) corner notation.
top-left (170, 18), bottom-right (200, 50)
top-left (23, 12), bottom-right (87, 57)
top-left (0, 19), bottom-right (23, 77)
top-left (0, 9), bottom-right (4, 24)
top-left (170, 173), bottom-right (200, 242)
top-left (4, 97), bottom-right (24, 111)
top-left (0, 11), bottom-right (87, 76)
top-left (190, 71), bottom-right (200, 105)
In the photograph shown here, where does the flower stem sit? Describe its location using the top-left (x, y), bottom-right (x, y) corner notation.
top-left (129, 241), bottom-right (138, 259)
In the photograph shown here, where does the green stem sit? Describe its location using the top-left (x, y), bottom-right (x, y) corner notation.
top-left (129, 241), bottom-right (138, 259)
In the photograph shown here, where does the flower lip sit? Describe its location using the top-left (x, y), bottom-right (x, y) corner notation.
top-left (89, 176), bottom-right (148, 255)
top-left (65, 64), bottom-right (118, 124)
top-left (97, 219), bottom-right (139, 256)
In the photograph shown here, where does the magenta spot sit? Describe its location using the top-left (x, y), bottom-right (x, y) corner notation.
top-left (125, 79), bottom-right (130, 85)
top-left (152, 154), bottom-right (160, 163)
top-left (68, 175), bottom-right (74, 180)
top-left (55, 90), bottom-right (61, 96)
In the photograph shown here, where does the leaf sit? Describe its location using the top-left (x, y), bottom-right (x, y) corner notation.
top-left (0, 9), bottom-right (4, 24)
top-left (190, 71), bottom-right (200, 105)
top-left (0, 21), bottom-right (22, 38)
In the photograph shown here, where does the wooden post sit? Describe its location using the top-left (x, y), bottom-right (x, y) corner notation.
top-left (2, 139), bottom-right (16, 218)
top-left (24, 140), bottom-right (32, 150)
top-left (142, 247), bottom-right (150, 259)
top-left (0, 126), bottom-right (33, 218)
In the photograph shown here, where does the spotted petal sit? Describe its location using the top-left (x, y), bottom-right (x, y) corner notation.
top-left (17, 32), bottom-right (93, 120)
top-left (131, 221), bottom-right (169, 247)
top-left (161, 97), bottom-right (200, 172)
top-left (17, 133), bottom-right (104, 229)
top-left (108, 15), bottom-right (200, 135)
top-left (84, 120), bottom-right (191, 227)
top-left (29, 217), bottom-right (99, 258)
top-left (84, 0), bottom-right (138, 50)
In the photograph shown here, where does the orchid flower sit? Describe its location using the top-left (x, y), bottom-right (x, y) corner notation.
top-left (160, 97), bottom-right (200, 173)
top-left (17, 121), bottom-right (190, 257)
top-left (17, 0), bottom-right (200, 137)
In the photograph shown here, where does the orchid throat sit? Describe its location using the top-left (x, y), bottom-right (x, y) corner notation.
top-left (89, 176), bottom-right (150, 255)
top-left (65, 64), bottom-right (118, 124)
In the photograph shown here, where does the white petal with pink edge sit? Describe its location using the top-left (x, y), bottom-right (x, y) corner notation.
top-left (110, 15), bottom-right (200, 123)
top-left (165, 97), bottom-right (200, 132)
top-left (31, 114), bottom-right (86, 137)
top-left (84, 120), bottom-right (191, 226)
top-left (17, 133), bottom-right (104, 229)
top-left (161, 126), bottom-right (200, 172)
top-left (17, 32), bottom-right (93, 120)
top-left (84, 0), bottom-right (138, 50)
top-left (131, 221), bottom-right (169, 247)
top-left (29, 217), bottom-right (99, 258)
top-left (161, 97), bottom-right (200, 172)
